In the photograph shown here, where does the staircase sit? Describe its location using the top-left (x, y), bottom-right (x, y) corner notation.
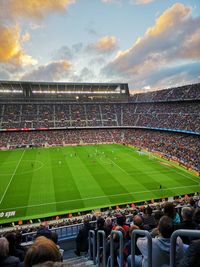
top-left (63, 250), bottom-right (96, 267)
top-left (64, 255), bottom-right (96, 266)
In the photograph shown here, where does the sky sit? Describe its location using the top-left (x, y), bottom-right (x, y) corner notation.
top-left (0, 0), bottom-right (200, 92)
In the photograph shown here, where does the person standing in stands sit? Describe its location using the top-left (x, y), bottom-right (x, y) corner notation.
top-left (74, 217), bottom-right (93, 256)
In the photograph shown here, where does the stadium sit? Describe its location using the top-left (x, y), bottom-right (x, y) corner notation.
top-left (0, 80), bottom-right (199, 225)
top-left (0, 1), bottom-right (200, 266)
top-left (0, 81), bottom-right (200, 266)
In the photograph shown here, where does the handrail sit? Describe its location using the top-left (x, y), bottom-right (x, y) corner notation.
top-left (131, 229), bottom-right (152, 267)
top-left (89, 230), bottom-right (96, 264)
top-left (97, 230), bottom-right (106, 267)
top-left (170, 229), bottom-right (200, 267)
top-left (110, 230), bottom-right (124, 267)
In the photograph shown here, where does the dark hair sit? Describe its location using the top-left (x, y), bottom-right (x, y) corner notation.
top-left (158, 216), bottom-right (174, 238)
top-left (51, 232), bottom-right (58, 245)
top-left (145, 205), bottom-right (153, 215)
top-left (116, 215), bottom-right (126, 226)
top-left (97, 217), bottom-right (105, 229)
top-left (153, 210), bottom-right (164, 222)
top-left (193, 208), bottom-right (200, 225)
top-left (24, 236), bottom-right (61, 267)
top-left (4, 232), bottom-right (16, 255)
top-left (163, 202), bottom-right (175, 218)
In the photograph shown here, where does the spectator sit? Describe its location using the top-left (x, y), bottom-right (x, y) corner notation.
top-left (4, 232), bottom-right (25, 262)
top-left (24, 236), bottom-right (61, 267)
top-left (193, 207), bottom-right (200, 229)
top-left (133, 215), bottom-right (145, 230)
top-left (178, 239), bottom-right (200, 267)
top-left (74, 217), bottom-right (93, 256)
top-left (142, 206), bottom-right (156, 230)
top-left (163, 202), bottom-right (180, 224)
top-left (0, 237), bottom-right (20, 267)
top-left (132, 216), bottom-right (184, 267)
top-left (175, 207), bottom-right (197, 245)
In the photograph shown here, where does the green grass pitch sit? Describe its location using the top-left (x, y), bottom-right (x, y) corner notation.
top-left (0, 144), bottom-right (199, 224)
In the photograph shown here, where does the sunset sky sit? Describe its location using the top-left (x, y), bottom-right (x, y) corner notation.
top-left (0, 0), bottom-right (200, 92)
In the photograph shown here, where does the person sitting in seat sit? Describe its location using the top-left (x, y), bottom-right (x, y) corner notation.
top-left (129, 216), bottom-right (184, 267)
top-left (0, 237), bottom-right (20, 267)
top-left (24, 236), bottom-right (61, 267)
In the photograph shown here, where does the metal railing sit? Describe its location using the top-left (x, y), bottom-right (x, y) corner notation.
top-left (89, 230), bottom-right (96, 264)
top-left (110, 230), bottom-right (124, 267)
top-left (170, 229), bottom-right (200, 267)
top-left (97, 230), bottom-right (106, 267)
top-left (21, 222), bottom-right (85, 243)
top-left (131, 229), bottom-right (152, 267)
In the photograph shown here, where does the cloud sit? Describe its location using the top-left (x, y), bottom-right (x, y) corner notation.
top-left (21, 32), bottom-right (30, 43)
top-left (0, 69), bottom-right (10, 80)
top-left (101, 0), bottom-right (121, 3)
top-left (88, 36), bottom-right (117, 53)
top-left (102, 0), bottom-right (155, 4)
top-left (102, 3), bottom-right (200, 90)
top-left (130, 0), bottom-right (155, 5)
top-left (0, 24), bottom-right (37, 66)
top-left (22, 60), bottom-right (72, 81)
top-left (53, 46), bottom-right (73, 61)
top-left (53, 43), bottom-right (84, 61)
top-left (0, 0), bottom-right (76, 20)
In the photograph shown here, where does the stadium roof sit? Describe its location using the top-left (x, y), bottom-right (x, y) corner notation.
top-left (0, 81), bottom-right (129, 95)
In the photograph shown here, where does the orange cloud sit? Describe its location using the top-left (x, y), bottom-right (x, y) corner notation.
top-left (90, 36), bottom-right (117, 53)
top-left (147, 3), bottom-right (191, 36)
top-left (0, 25), bottom-right (37, 66)
top-left (2, 0), bottom-right (75, 20)
top-left (102, 3), bottom-right (200, 90)
top-left (105, 3), bottom-right (193, 73)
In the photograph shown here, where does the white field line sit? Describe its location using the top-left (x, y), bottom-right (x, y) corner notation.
top-left (168, 167), bottom-right (200, 184)
top-left (0, 150), bottom-right (25, 205)
top-left (102, 157), bottom-right (131, 177)
top-left (1, 184), bottom-right (199, 211)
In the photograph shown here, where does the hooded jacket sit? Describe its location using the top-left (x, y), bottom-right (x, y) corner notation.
top-left (137, 236), bottom-right (184, 267)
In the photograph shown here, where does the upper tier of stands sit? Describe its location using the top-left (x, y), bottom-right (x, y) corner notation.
top-left (0, 81), bottom-right (199, 133)
top-left (130, 83), bottom-right (200, 102)
top-left (0, 101), bottom-right (199, 133)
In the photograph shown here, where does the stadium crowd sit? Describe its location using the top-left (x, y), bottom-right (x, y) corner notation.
top-left (1, 194), bottom-right (200, 267)
top-left (0, 101), bottom-right (199, 132)
top-left (0, 129), bottom-right (199, 172)
top-left (129, 83), bottom-right (200, 102)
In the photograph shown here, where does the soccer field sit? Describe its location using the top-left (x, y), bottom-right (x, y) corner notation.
top-left (0, 144), bottom-right (199, 224)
